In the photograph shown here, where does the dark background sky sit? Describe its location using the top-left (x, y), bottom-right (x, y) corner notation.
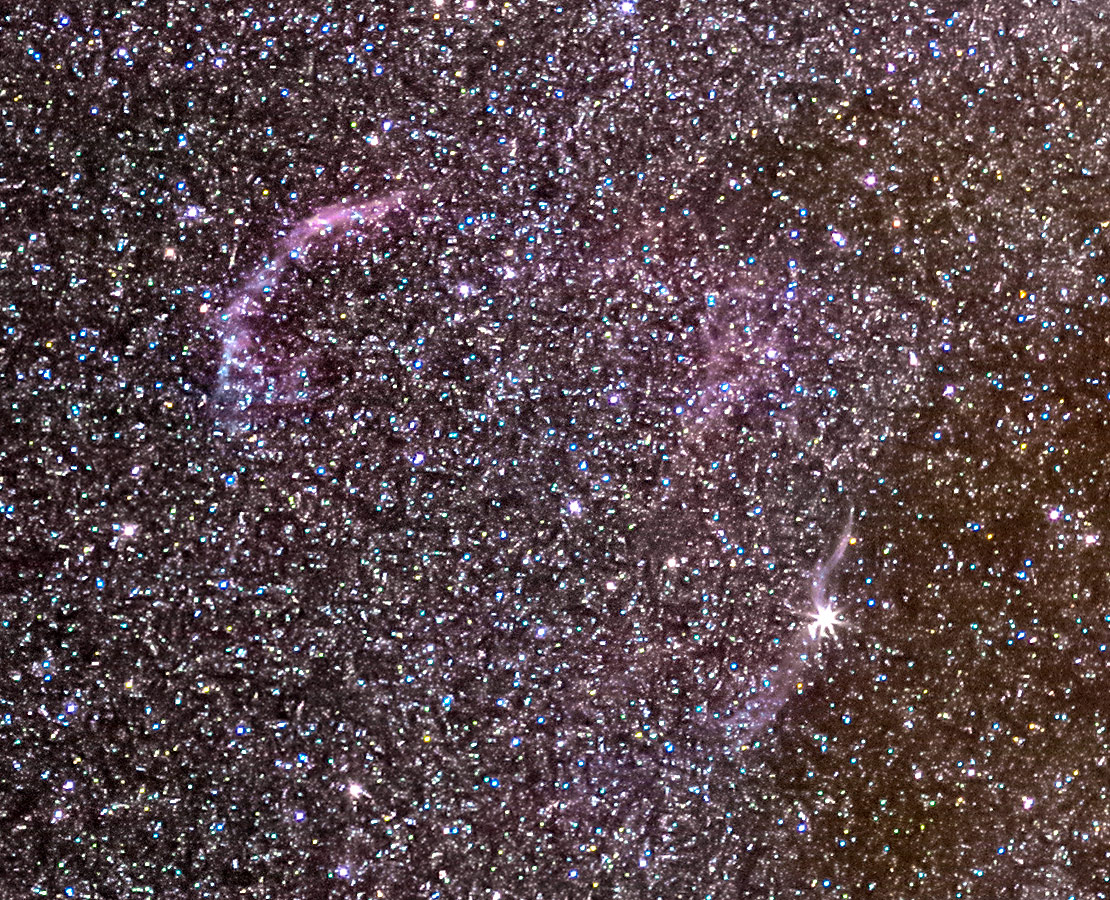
top-left (2, 1), bottom-right (1109, 897)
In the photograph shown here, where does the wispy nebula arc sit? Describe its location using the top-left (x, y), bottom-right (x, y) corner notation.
top-left (811, 506), bottom-right (854, 611)
top-left (216, 192), bottom-right (411, 420)
top-left (719, 506), bottom-right (855, 737)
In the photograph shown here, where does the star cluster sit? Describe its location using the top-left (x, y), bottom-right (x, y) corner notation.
top-left (3, 1), bottom-right (1110, 897)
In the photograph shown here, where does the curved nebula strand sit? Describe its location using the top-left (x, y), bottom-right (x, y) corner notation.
top-left (807, 505), bottom-right (854, 638)
top-left (718, 506), bottom-right (856, 737)
top-left (215, 191), bottom-right (411, 421)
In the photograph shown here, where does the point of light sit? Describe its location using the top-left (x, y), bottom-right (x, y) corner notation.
top-left (807, 603), bottom-right (840, 640)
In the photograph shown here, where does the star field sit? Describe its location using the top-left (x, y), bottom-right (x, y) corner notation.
top-left (2, 1), bottom-right (1110, 897)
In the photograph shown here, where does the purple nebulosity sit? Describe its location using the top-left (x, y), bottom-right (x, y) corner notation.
top-left (215, 192), bottom-right (412, 429)
top-left (716, 507), bottom-right (856, 736)
top-left (15, 3), bottom-right (1109, 894)
top-left (809, 506), bottom-right (855, 619)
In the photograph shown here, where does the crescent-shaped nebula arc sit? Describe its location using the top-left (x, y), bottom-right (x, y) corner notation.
top-left (215, 191), bottom-right (411, 430)
top-left (580, 222), bottom-right (876, 752)
top-left (714, 505), bottom-right (856, 738)
top-left (807, 505), bottom-right (854, 639)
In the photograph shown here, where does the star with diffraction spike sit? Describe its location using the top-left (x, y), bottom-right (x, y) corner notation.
top-left (807, 602), bottom-right (841, 641)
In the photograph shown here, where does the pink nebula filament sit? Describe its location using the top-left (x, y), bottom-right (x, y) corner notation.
top-left (216, 192), bottom-right (410, 420)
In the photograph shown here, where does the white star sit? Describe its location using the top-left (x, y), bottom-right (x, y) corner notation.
top-left (807, 602), bottom-right (840, 641)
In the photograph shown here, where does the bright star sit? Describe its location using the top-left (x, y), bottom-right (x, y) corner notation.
top-left (807, 602), bottom-right (840, 640)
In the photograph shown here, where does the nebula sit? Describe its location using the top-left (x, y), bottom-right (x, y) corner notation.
top-left (214, 192), bottom-right (413, 433)
top-left (720, 507), bottom-right (855, 736)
